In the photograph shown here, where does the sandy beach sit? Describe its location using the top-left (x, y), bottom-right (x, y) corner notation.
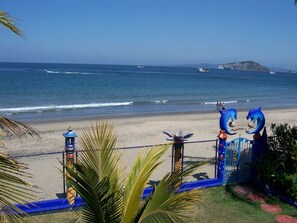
top-left (6, 108), bottom-right (297, 156)
top-left (5, 108), bottom-right (297, 200)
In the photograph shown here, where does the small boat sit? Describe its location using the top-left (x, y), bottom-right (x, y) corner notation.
top-left (269, 70), bottom-right (276, 75)
top-left (198, 67), bottom-right (209, 73)
top-left (137, 65), bottom-right (144, 69)
top-left (218, 65), bottom-right (224, 70)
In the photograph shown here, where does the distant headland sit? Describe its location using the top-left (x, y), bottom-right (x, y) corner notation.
top-left (220, 61), bottom-right (270, 72)
top-left (178, 61), bottom-right (271, 72)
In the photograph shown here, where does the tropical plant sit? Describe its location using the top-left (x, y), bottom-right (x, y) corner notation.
top-left (252, 150), bottom-right (284, 188)
top-left (270, 123), bottom-right (297, 174)
top-left (0, 10), bottom-right (22, 36)
top-left (0, 117), bottom-right (39, 222)
top-left (267, 123), bottom-right (297, 200)
top-left (1, 8), bottom-right (38, 222)
top-left (66, 122), bottom-right (209, 223)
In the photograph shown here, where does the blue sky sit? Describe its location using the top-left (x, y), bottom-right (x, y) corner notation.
top-left (1, 0), bottom-right (297, 69)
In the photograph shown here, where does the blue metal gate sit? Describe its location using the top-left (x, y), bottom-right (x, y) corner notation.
top-left (224, 138), bottom-right (254, 184)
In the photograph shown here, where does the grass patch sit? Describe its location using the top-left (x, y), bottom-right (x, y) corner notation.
top-left (26, 210), bottom-right (75, 223)
top-left (194, 184), bottom-right (297, 223)
top-left (25, 184), bottom-right (297, 223)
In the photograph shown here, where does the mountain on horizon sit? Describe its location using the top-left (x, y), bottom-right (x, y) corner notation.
top-left (177, 62), bottom-right (296, 73)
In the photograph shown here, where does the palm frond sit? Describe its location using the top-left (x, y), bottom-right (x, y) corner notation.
top-left (79, 122), bottom-right (123, 192)
top-left (0, 11), bottom-right (23, 36)
top-left (0, 153), bottom-right (36, 222)
top-left (122, 145), bottom-right (169, 223)
top-left (65, 122), bottom-right (123, 222)
top-left (137, 160), bottom-right (211, 223)
top-left (66, 163), bottom-right (122, 223)
top-left (0, 210), bottom-right (28, 223)
top-left (66, 121), bottom-right (211, 223)
top-left (0, 116), bottom-right (39, 139)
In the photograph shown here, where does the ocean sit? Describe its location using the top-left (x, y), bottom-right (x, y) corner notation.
top-left (0, 62), bottom-right (296, 122)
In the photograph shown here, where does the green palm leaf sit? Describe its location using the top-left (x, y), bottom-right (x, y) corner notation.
top-left (66, 122), bottom-right (123, 222)
top-left (66, 164), bottom-right (122, 223)
top-left (0, 153), bottom-right (36, 223)
top-left (0, 11), bottom-right (22, 36)
top-left (122, 145), bottom-right (169, 223)
top-left (68, 122), bottom-right (212, 223)
top-left (137, 160), bottom-right (211, 223)
top-left (0, 117), bottom-right (39, 222)
top-left (79, 122), bottom-right (122, 192)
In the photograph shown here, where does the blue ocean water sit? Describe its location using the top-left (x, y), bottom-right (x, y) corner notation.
top-left (0, 62), bottom-right (296, 122)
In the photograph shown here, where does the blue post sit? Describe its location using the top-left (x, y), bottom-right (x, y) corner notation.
top-left (63, 127), bottom-right (77, 205)
top-left (250, 127), bottom-right (267, 182)
top-left (246, 107), bottom-right (266, 182)
top-left (217, 130), bottom-right (227, 183)
top-left (217, 108), bottom-right (237, 184)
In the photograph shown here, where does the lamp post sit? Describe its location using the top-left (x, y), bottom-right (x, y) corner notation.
top-left (63, 127), bottom-right (77, 205)
top-left (163, 131), bottom-right (193, 173)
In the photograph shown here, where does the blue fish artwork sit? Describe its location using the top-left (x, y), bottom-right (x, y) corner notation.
top-left (219, 108), bottom-right (237, 135)
top-left (246, 107), bottom-right (265, 134)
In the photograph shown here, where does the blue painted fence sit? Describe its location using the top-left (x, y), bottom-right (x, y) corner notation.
top-left (15, 135), bottom-right (267, 214)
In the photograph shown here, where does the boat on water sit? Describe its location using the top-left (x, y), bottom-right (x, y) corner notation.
top-left (218, 65), bottom-right (224, 70)
top-left (197, 67), bottom-right (209, 73)
top-left (137, 65), bottom-right (144, 69)
top-left (269, 70), bottom-right (276, 75)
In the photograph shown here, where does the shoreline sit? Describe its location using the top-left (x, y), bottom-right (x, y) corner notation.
top-left (15, 105), bottom-right (297, 125)
top-left (5, 107), bottom-right (297, 156)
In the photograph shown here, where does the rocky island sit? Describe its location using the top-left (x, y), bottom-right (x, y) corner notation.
top-left (221, 61), bottom-right (270, 72)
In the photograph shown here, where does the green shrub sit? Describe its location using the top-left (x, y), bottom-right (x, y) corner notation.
top-left (256, 123), bottom-right (297, 201)
top-left (254, 151), bottom-right (283, 186)
top-left (270, 123), bottom-right (297, 174)
top-left (275, 173), bottom-right (297, 201)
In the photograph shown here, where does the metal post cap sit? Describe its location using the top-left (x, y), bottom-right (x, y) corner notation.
top-left (63, 127), bottom-right (78, 138)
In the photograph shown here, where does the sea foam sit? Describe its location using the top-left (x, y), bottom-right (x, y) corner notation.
top-left (0, 102), bottom-right (133, 113)
top-left (202, 100), bottom-right (250, 105)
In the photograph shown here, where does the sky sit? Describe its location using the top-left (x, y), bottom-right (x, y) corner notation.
top-left (1, 0), bottom-right (297, 69)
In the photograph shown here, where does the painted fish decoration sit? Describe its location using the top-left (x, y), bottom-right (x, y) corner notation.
top-left (219, 108), bottom-right (237, 135)
top-left (246, 107), bottom-right (265, 134)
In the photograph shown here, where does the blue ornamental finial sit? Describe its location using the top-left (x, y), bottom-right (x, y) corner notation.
top-left (219, 108), bottom-right (237, 135)
top-left (246, 107), bottom-right (265, 134)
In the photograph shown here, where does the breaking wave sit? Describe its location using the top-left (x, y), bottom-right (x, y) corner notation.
top-left (44, 69), bottom-right (96, 75)
top-left (150, 100), bottom-right (168, 104)
top-left (0, 102), bottom-right (133, 114)
top-left (202, 100), bottom-right (250, 105)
